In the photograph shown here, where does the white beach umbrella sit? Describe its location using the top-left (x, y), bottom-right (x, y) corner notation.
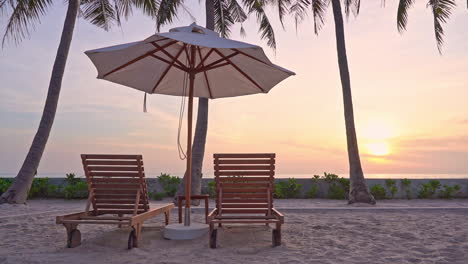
top-left (85, 23), bottom-right (295, 228)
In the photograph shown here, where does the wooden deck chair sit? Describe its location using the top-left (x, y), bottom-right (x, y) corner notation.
top-left (56, 154), bottom-right (174, 249)
top-left (207, 153), bottom-right (284, 248)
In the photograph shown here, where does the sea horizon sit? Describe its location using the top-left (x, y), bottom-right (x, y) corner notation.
top-left (2, 172), bottom-right (468, 179)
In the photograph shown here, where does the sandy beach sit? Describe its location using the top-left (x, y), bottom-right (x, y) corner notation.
top-left (1, 199), bottom-right (467, 264)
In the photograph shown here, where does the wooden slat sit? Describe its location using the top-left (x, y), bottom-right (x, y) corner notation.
top-left (222, 199), bottom-right (269, 203)
top-left (211, 220), bottom-right (279, 224)
top-left (80, 216), bottom-right (131, 220)
top-left (97, 209), bottom-right (145, 215)
top-left (95, 204), bottom-right (146, 209)
top-left (87, 166), bottom-right (140, 171)
top-left (92, 183), bottom-right (140, 189)
top-left (215, 215), bottom-right (277, 219)
top-left (215, 165), bottom-right (274, 170)
top-left (214, 153), bottom-right (275, 158)
top-left (83, 154), bottom-right (141, 159)
top-left (94, 189), bottom-right (138, 195)
top-left (95, 199), bottom-right (144, 204)
top-left (214, 159), bottom-right (273, 165)
top-left (90, 178), bottom-right (141, 184)
top-left (221, 209), bottom-right (269, 214)
top-left (216, 171), bottom-right (271, 176)
top-left (221, 204), bottom-right (269, 208)
top-left (89, 172), bottom-right (140, 177)
top-left (61, 220), bottom-right (131, 225)
top-left (218, 177), bottom-right (272, 182)
top-left (222, 193), bottom-right (267, 198)
top-left (86, 160), bottom-right (142, 165)
top-left (220, 183), bottom-right (270, 188)
top-left (94, 194), bottom-right (138, 199)
top-left (222, 188), bottom-right (269, 193)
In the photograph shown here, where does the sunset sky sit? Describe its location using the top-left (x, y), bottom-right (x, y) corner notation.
top-left (1, 1), bottom-right (468, 177)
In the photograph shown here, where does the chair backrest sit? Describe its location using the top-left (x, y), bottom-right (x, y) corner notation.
top-left (81, 154), bottom-right (150, 215)
top-left (213, 153), bottom-right (275, 216)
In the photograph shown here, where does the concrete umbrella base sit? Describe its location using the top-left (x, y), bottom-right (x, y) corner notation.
top-left (163, 223), bottom-right (209, 240)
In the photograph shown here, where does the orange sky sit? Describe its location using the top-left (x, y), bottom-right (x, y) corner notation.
top-left (1, 1), bottom-right (468, 177)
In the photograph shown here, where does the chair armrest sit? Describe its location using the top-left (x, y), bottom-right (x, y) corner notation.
top-left (272, 208), bottom-right (284, 224)
top-left (207, 208), bottom-right (218, 222)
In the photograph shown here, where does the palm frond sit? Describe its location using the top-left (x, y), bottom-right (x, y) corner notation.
top-left (289, 0), bottom-right (310, 31)
top-left (132, 0), bottom-right (159, 18)
top-left (274, 0), bottom-right (291, 28)
top-left (214, 0), bottom-right (234, 38)
top-left (2, 0), bottom-right (54, 47)
top-left (243, 0), bottom-right (276, 49)
top-left (112, 0), bottom-right (133, 22)
top-left (427, 0), bottom-right (456, 53)
top-left (156, 0), bottom-right (181, 32)
top-left (81, 0), bottom-right (117, 31)
top-left (228, 0), bottom-right (247, 23)
top-left (311, 0), bottom-right (326, 34)
top-left (397, 0), bottom-right (415, 33)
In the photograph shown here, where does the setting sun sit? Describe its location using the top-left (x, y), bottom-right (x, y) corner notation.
top-left (366, 142), bottom-right (391, 156)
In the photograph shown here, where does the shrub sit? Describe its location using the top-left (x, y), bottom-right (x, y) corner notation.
top-left (64, 181), bottom-right (88, 199)
top-left (315, 172), bottom-right (349, 200)
top-left (65, 173), bottom-right (80, 186)
top-left (0, 178), bottom-right (13, 195)
top-left (28, 178), bottom-right (51, 198)
top-left (307, 185), bottom-right (318, 198)
top-left (400, 178), bottom-right (412, 199)
top-left (152, 192), bottom-right (165, 200)
top-left (157, 173), bottom-right (181, 197)
top-left (370, 184), bottom-right (387, 200)
top-left (328, 183), bottom-right (347, 199)
top-left (206, 181), bottom-right (217, 198)
top-left (418, 180), bottom-right (441, 198)
top-left (439, 184), bottom-right (461, 199)
top-left (274, 178), bottom-right (302, 198)
top-left (385, 179), bottom-right (398, 198)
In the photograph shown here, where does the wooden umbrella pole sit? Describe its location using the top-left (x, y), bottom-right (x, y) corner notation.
top-left (184, 45), bottom-right (196, 226)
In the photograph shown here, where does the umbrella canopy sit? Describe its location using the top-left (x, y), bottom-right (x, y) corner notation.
top-left (85, 23), bottom-right (294, 228)
top-left (85, 23), bottom-right (294, 99)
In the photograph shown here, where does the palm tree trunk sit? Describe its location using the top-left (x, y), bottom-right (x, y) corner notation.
top-left (174, 0), bottom-right (213, 203)
top-left (0, 0), bottom-right (80, 204)
top-left (331, 0), bottom-right (375, 204)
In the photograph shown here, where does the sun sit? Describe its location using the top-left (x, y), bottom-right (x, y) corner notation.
top-left (366, 142), bottom-right (391, 156)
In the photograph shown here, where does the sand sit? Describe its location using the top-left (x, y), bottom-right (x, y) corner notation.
top-left (1, 199), bottom-right (468, 264)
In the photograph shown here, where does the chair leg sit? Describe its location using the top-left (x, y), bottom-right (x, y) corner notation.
top-left (118, 214), bottom-right (123, 228)
top-left (164, 211), bottom-right (170, 225)
top-left (272, 223), bottom-right (282, 247)
top-left (64, 224), bottom-right (81, 248)
top-left (134, 224), bottom-right (142, 248)
top-left (209, 223), bottom-right (217, 249)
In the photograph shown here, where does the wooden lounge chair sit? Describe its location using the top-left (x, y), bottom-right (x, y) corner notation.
top-left (56, 154), bottom-right (174, 249)
top-left (207, 153), bottom-right (284, 248)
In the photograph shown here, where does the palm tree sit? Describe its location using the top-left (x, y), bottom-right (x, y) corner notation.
top-left (156, 0), bottom-right (284, 202)
top-left (0, 0), bottom-right (161, 204)
top-left (291, 0), bottom-right (376, 204)
top-left (395, 0), bottom-right (463, 53)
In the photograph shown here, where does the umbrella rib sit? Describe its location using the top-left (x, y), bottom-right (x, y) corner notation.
top-left (212, 49), bottom-right (265, 93)
top-left (151, 45), bottom-right (186, 93)
top-left (150, 54), bottom-right (188, 72)
top-left (196, 51), bottom-right (239, 73)
top-left (195, 48), bottom-right (214, 69)
top-left (231, 48), bottom-right (292, 75)
top-left (151, 42), bottom-right (187, 69)
top-left (103, 40), bottom-right (178, 78)
top-left (197, 46), bottom-right (214, 99)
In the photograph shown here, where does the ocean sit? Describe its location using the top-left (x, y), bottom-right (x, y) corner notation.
top-left (1, 172), bottom-right (467, 179)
